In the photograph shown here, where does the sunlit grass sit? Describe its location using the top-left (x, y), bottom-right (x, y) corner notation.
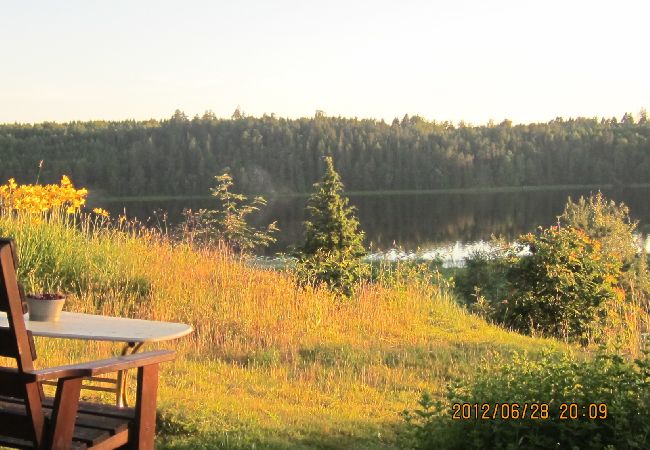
top-left (0, 176), bottom-right (569, 448)
top-left (17, 228), bottom-right (562, 448)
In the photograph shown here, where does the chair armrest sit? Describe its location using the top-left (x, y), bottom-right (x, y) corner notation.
top-left (23, 349), bottom-right (176, 382)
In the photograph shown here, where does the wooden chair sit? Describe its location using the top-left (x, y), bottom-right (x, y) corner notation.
top-left (0, 238), bottom-right (176, 449)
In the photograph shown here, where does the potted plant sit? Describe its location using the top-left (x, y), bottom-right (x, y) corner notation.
top-left (25, 292), bottom-right (66, 321)
top-left (24, 276), bottom-right (67, 322)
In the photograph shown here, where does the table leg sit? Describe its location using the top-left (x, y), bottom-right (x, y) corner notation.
top-left (115, 341), bottom-right (144, 407)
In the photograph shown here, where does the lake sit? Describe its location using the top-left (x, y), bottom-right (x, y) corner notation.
top-left (90, 187), bottom-right (650, 263)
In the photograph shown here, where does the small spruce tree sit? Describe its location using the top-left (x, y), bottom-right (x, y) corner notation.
top-left (301, 157), bottom-right (365, 257)
top-left (296, 157), bottom-right (367, 295)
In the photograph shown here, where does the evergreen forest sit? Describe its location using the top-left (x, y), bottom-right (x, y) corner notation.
top-left (1, 110), bottom-right (649, 197)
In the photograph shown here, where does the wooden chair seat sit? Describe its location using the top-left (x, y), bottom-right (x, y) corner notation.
top-left (0, 395), bottom-right (133, 449)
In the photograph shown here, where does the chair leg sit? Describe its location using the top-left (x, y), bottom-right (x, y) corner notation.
top-left (24, 382), bottom-right (45, 449)
top-left (133, 364), bottom-right (159, 450)
top-left (49, 377), bottom-right (83, 450)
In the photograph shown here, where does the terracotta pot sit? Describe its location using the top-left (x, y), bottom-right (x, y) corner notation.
top-left (26, 294), bottom-right (66, 321)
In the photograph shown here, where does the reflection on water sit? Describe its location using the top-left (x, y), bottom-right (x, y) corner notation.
top-left (90, 187), bottom-right (650, 258)
top-left (366, 241), bottom-right (498, 268)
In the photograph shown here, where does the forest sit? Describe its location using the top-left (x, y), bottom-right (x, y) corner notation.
top-left (0, 110), bottom-right (649, 197)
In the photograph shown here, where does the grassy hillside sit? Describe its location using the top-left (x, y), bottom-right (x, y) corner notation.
top-left (0, 181), bottom-right (565, 448)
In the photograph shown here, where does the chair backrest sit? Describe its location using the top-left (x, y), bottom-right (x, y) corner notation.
top-left (0, 238), bottom-right (44, 445)
top-left (0, 239), bottom-right (36, 368)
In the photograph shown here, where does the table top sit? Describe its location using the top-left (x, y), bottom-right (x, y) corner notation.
top-left (0, 311), bottom-right (193, 344)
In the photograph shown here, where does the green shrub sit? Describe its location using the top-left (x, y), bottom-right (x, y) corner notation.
top-left (457, 194), bottom-right (649, 350)
top-left (178, 172), bottom-right (277, 252)
top-left (458, 226), bottom-right (623, 342)
top-left (560, 192), bottom-right (650, 311)
top-left (294, 247), bottom-right (369, 297)
top-left (502, 226), bottom-right (622, 342)
top-left (403, 348), bottom-right (650, 450)
top-left (454, 239), bottom-right (510, 311)
top-left (560, 192), bottom-right (638, 266)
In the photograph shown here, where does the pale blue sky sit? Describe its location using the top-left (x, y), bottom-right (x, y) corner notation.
top-left (2, 0), bottom-right (649, 124)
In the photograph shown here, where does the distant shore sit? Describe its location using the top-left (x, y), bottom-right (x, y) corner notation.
top-left (94, 183), bottom-right (650, 202)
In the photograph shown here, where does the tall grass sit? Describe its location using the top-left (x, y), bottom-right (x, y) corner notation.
top-left (0, 197), bottom-right (566, 448)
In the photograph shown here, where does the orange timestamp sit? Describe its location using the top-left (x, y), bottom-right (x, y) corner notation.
top-left (451, 402), bottom-right (608, 420)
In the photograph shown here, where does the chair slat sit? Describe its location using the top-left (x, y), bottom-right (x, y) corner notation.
top-left (0, 241), bottom-right (37, 371)
top-left (1, 395), bottom-right (131, 435)
top-left (0, 278), bottom-right (8, 313)
top-left (0, 330), bottom-right (36, 360)
top-left (70, 425), bottom-right (111, 447)
top-left (0, 409), bottom-right (36, 441)
top-left (0, 403), bottom-right (100, 449)
top-left (0, 369), bottom-right (27, 398)
top-left (0, 238), bottom-right (17, 313)
top-left (42, 397), bottom-right (136, 421)
top-left (0, 434), bottom-right (35, 449)
top-left (0, 328), bottom-right (19, 358)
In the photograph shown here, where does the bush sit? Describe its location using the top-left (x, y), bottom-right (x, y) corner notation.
top-left (294, 247), bottom-right (369, 297)
top-left (502, 226), bottom-right (622, 342)
top-left (560, 192), bottom-right (650, 312)
top-left (403, 348), bottom-right (650, 450)
top-left (458, 194), bottom-right (649, 351)
top-left (560, 192), bottom-right (638, 266)
top-left (454, 238), bottom-right (510, 312)
top-left (459, 225), bottom-right (623, 342)
top-left (178, 172), bottom-right (277, 252)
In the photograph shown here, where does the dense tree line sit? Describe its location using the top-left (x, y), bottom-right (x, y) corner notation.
top-left (0, 110), bottom-right (649, 196)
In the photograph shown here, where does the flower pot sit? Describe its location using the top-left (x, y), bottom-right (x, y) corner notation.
top-left (26, 294), bottom-right (66, 321)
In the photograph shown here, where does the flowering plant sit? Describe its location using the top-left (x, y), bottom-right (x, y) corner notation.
top-left (0, 175), bottom-right (112, 297)
top-left (0, 175), bottom-right (87, 214)
top-left (26, 292), bottom-right (65, 300)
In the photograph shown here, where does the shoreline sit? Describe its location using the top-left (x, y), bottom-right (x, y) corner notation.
top-left (93, 183), bottom-right (650, 202)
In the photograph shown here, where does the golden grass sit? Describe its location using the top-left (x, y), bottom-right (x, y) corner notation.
top-left (0, 205), bottom-right (568, 448)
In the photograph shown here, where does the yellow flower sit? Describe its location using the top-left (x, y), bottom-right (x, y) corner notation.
top-left (93, 208), bottom-right (110, 217)
top-left (614, 287), bottom-right (626, 301)
top-left (0, 175), bottom-right (89, 215)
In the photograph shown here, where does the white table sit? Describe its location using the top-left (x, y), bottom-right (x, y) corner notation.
top-left (0, 311), bottom-right (192, 407)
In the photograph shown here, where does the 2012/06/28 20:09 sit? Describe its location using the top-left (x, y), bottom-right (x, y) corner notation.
top-left (451, 403), bottom-right (608, 420)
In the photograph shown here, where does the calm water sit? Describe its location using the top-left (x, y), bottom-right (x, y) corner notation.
top-left (90, 187), bottom-right (650, 260)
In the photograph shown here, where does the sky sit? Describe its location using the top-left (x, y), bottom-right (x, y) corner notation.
top-left (2, 0), bottom-right (649, 125)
